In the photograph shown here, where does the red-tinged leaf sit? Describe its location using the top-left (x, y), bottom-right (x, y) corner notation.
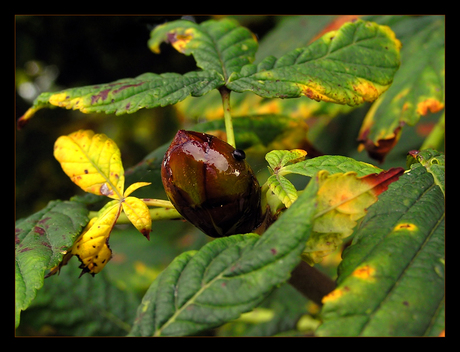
top-left (309, 15), bottom-right (361, 43)
top-left (360, 167), bottom-right (405, 196)
top-left (357, 16), bottom-right (444, 162)
top-left (357, 123), bottom-right (403, 163)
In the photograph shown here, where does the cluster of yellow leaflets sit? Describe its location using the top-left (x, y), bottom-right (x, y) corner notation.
top-left (50, 130), bottom-right (152, 276)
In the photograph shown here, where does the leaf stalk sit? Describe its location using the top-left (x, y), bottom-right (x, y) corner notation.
top-left (219, 86), bottom-right (236, 148)
top-left (288, 261), bottom-right (336, 306)
top-left (89, 205), bottom-right (183, 223)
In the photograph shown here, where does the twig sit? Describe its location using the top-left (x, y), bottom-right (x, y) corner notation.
top-left (288, 261), bottom-right (336, 306)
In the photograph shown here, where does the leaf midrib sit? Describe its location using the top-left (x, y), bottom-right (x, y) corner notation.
top-left (153, 234), bottom-right (298, 336)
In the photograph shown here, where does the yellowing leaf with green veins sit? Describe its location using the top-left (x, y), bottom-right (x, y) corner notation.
top-left (302, 167), bottom-right (404, 265)
top-left (317, 161), bottom-right (445, 337)
top-left (18, 18), bottom-right (402, 130)
top-left (148, 18), bottom-right (258, 81)
top-left (266, 174), bottom-right (299, 209)
top-left (227, 19), bottom-right (401, 106)
top-left (71, 200), bottom-right (121, 276)
top-left (122, 196), bottom-right (152, 240)
top-left (54, 130), bottom-right (125, 199)
top-left (50, 181), bottom-right (152, 277)
top-left (357, 16), bottom-right (444, 162)
top-left (50, 130), bottom-right (154, 277)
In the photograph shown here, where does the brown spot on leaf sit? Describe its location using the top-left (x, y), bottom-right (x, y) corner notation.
top-left (141, 228), bottom-right (151, 241)
top-left (91, 89), bottom-right (111, 105)
top-left (41, 241), bottom-right (52, 249)
top-left (100, 183), bottom-right (114, 196)
top-left (38, 217), bottom-right (51, 226)
top-left (34, 226), bottom-right (46, 236)
top-left (112, 82), bottom-right (145, 95)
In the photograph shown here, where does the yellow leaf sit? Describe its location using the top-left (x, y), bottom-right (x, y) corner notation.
top-left (54, 130), bottom-right (125, 199)
top-left (122, 197), bottom-right (152, 239)
top-left (303, 168), bottom-right (403, 265)
top-left (71, 200), bottom-right (121, 276)
top-left (51, 131), bottom-right (155, 276)
top-left (124, 182), bottom-right (151, 197)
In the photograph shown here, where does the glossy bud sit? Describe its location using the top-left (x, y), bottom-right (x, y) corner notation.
top-left (161, 130), bottom-right (261, 238)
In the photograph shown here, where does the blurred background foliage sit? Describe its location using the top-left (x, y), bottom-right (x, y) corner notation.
top-left (15, 15), bottom-right (443, 336)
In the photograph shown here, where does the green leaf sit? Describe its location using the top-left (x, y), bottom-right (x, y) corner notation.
top-left (216, 283), bottom-right (311, 337)
top-left (253, 15), bottom-right (337, 64)
top-left (262, 152), bottom-right (385, 215)
top-left (19, 262), bottom-right (139, 336)
top-left (357, 16), bottom-right (444, 162)
top-left (18, 71), bottom-right (223, 126)
top-left (19, 18), bottom-right (401, 129)
top-left (129, 176), bottom-right (320, 336)
top-left (283, 155), bottom-right (383, 178)
top-left (265, 149), bottom-right (308, 173)
top-left (149, 18), bottom-right (258, 82)
top-left (15, 200), bottom-right (89, 328)
top-left (227, 19), bottom-right (401, 106)
top-left (266, 174), bottom-right (299, 209)
top-left (174, 16), bottom-right (356, 122)
top-left (264, 150), bottom-right (308, 209)
top-left (317, 163), bottom-right (445, 336)
top-left (407, 149), bottom-right (445, 196)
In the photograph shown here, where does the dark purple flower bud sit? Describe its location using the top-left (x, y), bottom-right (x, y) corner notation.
top-left (161, 130), bottom-right (261, 238)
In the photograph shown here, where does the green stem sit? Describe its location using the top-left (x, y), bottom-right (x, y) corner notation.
top-left (219, 86), bottom-right (236, 148)
top-left (421, 111), bottom-right (445, 151)
top-left (89, 206), bottom-right (183, 223)
top-left (142, 198), bottom-right (176, 208)
top-left (120, 207), bottom-right (183, 222)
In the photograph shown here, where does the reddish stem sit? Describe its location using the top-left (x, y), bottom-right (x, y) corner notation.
top-left (288, 261), bottom-right (336, 306)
